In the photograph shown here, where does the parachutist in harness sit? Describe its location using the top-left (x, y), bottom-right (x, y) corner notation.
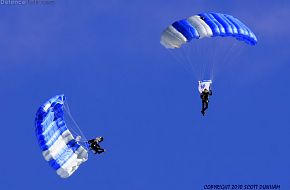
top-left (198, 80), bottom-right (212, 116)
top-left (88, 137), bottom-right (105, 154)
top-left (200, 88), bottom-right (212, 116)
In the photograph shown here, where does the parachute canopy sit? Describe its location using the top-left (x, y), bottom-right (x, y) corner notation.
top-left (161, 12), bottom-right (257, 49)
top-left (35, 95), bottom-right (88, 178)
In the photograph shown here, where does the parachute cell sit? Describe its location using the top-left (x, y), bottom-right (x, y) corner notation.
top-left (35, 95), bottom-right (88, 178)
top-left (160, 12), bottom-right (257, 49)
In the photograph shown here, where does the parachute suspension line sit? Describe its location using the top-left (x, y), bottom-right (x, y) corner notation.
top-left (223, 41), bottom-right (238, 64)
top-left (199, 39), bottom-right (211, 80)
top-left (183, 43), bottom-right (202, 80)
top-left (202, 40), bottom-right (208, 80)
top-left (188, 42), bottom-right (202, 80)
top-left (210, 39), bottom-right (240, 80)
top-left (167, 49), bottom-right (186, 72)
top-left (182, 45), bottom-right (200, 79)
top-left (202, 39), bottom-right (212, 80)
top-left (210, 45), bottom-right (217, 80)
top-left (202, 46), bottom-right (209, 79)
top-left (216, 41), bottom-right (239, 77)
top-left (63, 100), bottom-right (88, 143)
top-left (209, 39), bottom-right (219, 80)
top-left (63, 103), bottom-right (81, 137)
top-left (167, 47), bottom-right (199, 80)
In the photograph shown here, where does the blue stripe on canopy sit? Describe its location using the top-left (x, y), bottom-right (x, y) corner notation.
top-left (206, 13), bottom-right (226, 36)
top-left (198, 13), bottom-right (221, 36)
top-left (172, 19), bottom-right (199, 41)
top-left (48, 140), bottom-right (81, 170)
top-left (211, 13), bottom-right (233, 36)
top-left (35, 95), bottom-right (68, 151)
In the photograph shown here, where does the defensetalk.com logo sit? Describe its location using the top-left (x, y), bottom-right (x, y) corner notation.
top-left (0, 0), bottom-right (54, 5)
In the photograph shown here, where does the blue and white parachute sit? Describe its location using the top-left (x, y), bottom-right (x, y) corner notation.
top-left (160, 12), bottom-right (257, 83)
top-left (35, 95), bottom-right (88, 178)
top-left (160, 12), bottom-right (257, 49)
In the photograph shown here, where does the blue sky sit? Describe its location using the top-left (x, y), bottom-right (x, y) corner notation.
top-left (1, 0), bottom-right (290, 189)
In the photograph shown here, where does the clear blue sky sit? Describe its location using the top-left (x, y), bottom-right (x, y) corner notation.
top-left (1, 0), bottom-right (290, 189)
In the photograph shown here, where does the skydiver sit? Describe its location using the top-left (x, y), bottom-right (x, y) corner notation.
top-left (88, 136), bottom-right (106, 154)
top-left (200, 88), bottom-right (212, 116)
